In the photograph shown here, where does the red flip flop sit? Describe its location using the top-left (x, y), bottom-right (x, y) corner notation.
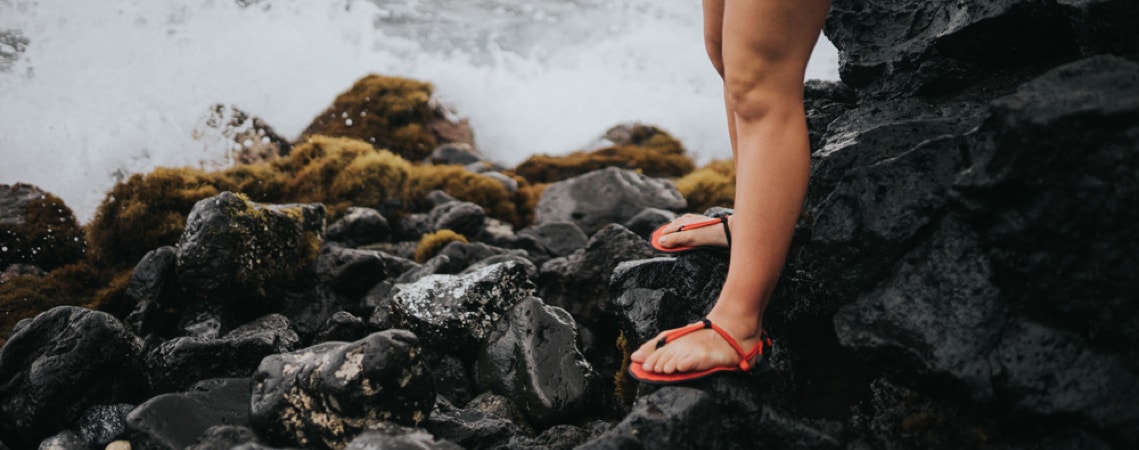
top-left (650, 215), bottom-right (731, 253)
top-left (628, 318), bottom-right (771, 385)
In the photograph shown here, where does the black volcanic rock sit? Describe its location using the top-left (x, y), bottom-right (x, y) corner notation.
top-left (325, 207), bottom-right (390, 247)
top-left (429, 201), bottom-right (486, 238)
top-left (147, 314), bottom-right (299, 392)
top-left (126, 378), bottom-right (252, 450)
top-left (125, 246), bottom-right (179, 337)
top-left (176, 191), bottom-right (324, 308)
top-left (250, 330), bottom-right (435, 449)
top-left (0, 183), bottom-right (85, 271)
top-left (517, 221), bottom-right (588, 257)
top-left (473, 297), bottom-right (599, 427)
top-left (535, 167), bottom-right (686, 235)
top-left (0, 307), bottom-right (146, 449)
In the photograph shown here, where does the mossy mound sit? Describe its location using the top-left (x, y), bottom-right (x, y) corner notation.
top-left (277, 135), bottom-right (412, 216)
top-left (0, 264), bottom-right (111, 346)
top-left (676, 159), bottom-right (735, 213)
top-left (0, 183), bottom-right (86, 271)
top-left (415, 229), bottom-right (468, 263)
top-left (300, 75), bottom-right (446, 162)
top-left (86, 167), bottom-right (224, 269)
top-left (406, 165), bottom-right (523, 226)
top-left (513, 126), bottom-right (694, 184)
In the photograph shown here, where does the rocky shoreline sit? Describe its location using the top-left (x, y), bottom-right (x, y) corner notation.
top-left (3, 1), bottom-right (1139, 449)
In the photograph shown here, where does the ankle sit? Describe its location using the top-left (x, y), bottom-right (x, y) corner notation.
top-left (705, 310), bottom-right (764, 341)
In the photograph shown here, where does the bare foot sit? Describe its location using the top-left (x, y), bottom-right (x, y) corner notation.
top-left (655, 214), bottom-right (732, 250)
top-left (629, 311), bottom-right (763, 375)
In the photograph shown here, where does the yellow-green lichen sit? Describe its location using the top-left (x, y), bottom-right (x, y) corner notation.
top-left (675, 159), bottom-right (735, 213)
top-left (414, 229), bottom-right (467, 263)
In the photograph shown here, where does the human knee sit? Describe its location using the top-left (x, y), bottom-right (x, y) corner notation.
top-left (724, 71), bottom-right (775, 121)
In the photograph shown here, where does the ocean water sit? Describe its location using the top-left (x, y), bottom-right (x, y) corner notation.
top-left (0, 0), bottom-right (838, 223)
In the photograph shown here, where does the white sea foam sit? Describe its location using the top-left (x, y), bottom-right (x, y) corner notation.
top-left (0, 0), bottom-right (837, 223)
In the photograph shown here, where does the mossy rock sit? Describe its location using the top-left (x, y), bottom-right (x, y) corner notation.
top-left (1, 183), bottom-right (86, 271)
top-left (86, 167), bottom-right (225, 269)
top-left (299, 74), bottom-right (446, 162)
top-left (513, 126), bottom-right (694, 184)
top-left (415, 229), bottom-right (468, 263)
top-left (177, 192), bottom-right (325, 304)
top-left (405, 165), bottom-right (522, 226)
top-left (676, 159), bottom-right (735, 213)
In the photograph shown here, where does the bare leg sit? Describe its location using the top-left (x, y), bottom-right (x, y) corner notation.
top-left (633, 0), bottom-right (830, 375)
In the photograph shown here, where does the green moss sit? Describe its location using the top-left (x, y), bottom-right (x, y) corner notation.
top-left (613, 331), bottom-right (639, 408)
top-left (0, 184), bottom-right (87, 271)
top-left (676, 159), bottom-right (735, 213)
top-left (299, 75), bottom-right (444, 161)
top-left (513, 127), bottom-right (694, 184)
top-left (86, 167), bottom-right (224, 269)
top-left (415, 229), bottom-right (467, 263)
top-left (0, 263), bottom-right (108, 346)
top-left (406, 165), bottom-right (521, 226)
top-left (277, 135), bottom-right (411, 218)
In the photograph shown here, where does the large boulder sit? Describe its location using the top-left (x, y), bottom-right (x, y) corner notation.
top-left (176, 191), bottom-right (324, 308)
top-left (250, 330), bottom-right (435, 449)
top-left (0, 307), bottom-right (147, 448)
top-left (0, 183), bottom-right (85, 271)
top-left (534, 167), bottom-right (686, 235)
top-left (387, 260), bottom-right (534, 353)
top-left (473, 297), bottom-right (599, 427)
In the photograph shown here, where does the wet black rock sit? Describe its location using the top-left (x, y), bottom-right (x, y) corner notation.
top-left (345, 423), bottom-right (463, 450)
top-left (474, 297), bottom-right (599, 427)
top-left (147, 314), bottom-right (299, 392)
top-left (429, 201), bottom-right (486, 238)
top-left (325, 207), bottom-right (390, 248)
top-left (388, 260), bottom-right (534, 353)
top-left (38, 430), bottom-right (87, 450)
top-left (539, 224), bottom-right (658, 333)
top-left (426, 396), bottom-right (529, 450)
top-left (315, 246), bottom-right (416, 299)
top-left (609, 252), bottom-right (730, 347)
top-left (459, 254), bottom-right (538, 281)
top-left (125, 246), bottom-right (179, 337)
top-left (312, 311), bottom-right (372, 344)
top-left (502, 422), bottom-right (609, 450)
top-left (176, 191), bottom-right (324, 307)
top-left (620, 207), bottom-right (674, 240)
top-left (0, 306), bottom-right (146, 449)
top-left (250, 330), bottom-right (435, 449)
top-left (436, 241), bottom-right (529, 275)
top-left (126, 378), bottom-right (252, 450)
top-left (186, 425), bottom-right (260, 450)
top-left (803, 80), bottom-right (858, 152)
top-left (76, 403), bottom-right (134, 449)
top-left (535, 167), bottom-right (686, 235)
top-left (517, 221), bottom-right (588, 257)
top-left (392, 213), bottom-right (432, 242)
top-left (428, 354), bottom-right (475, 406)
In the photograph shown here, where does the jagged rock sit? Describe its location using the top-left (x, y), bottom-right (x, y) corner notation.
top-left (277, 285), bottom-right (343, 339)
top-left (825, 0), bottom-right (1081, 97)
top-left (312, 311), bottom-right (372, 344)
top-left (147, 314), bottom-right (299, 392)
top-left (1057, 0), bottom-right (1139, 57)
top-left (315, 246), bottom-right (416, 299)
top-left (125, 246), bottom-right (179, 336)
top-left (126, 378), bottom-right (252, 450)
top-left (460, 254), bottom-right (538, 281)
top-left (425, 397), bottom-right (528, 449)
top-left (517, 222), bottom-right (588, 257)
top-left (539, 224), bottom-right (658, 333)
top-left (346, 423), bottom-right (462, 450)
top-left (436, 241), bottom-right (528, 275)
top-left (501, 422), bottom-right (609, 450)
top-left (428, 355), bottom-right (474, 406)
top-left (620, 208), bottom-right (674, 240)
top-left (803, 80), bottom-right (858, 152)
top-left (325, 207), bottom-right (390, 248)
top-left (0, 183), bottom-right (85, 271)
top-left (0, 307), bottom-right (146, 449)
top-left (428, 201), bottom-right (485, 238)
top-left (535, 167), bottom-right (686, 235)
top-left (388, 260), bottom-right (534, 353)
top-left (474, 297), bottom-right (598, 426)
top-left (250, 330), bottom-right (435, 449)
top-left (76, 404), bottom-right (134, 449)
top-left (176, 192), bottom-right (324, 308)
top-left (392, 213), bottom-right (432, 242)
top-left (186, 425), bottom-right (260, 450)
top-left (38, 430), bottom-right (86, 450)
